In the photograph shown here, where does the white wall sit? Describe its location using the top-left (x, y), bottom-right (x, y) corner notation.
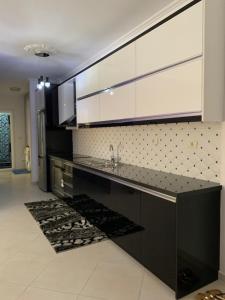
top-left (0, 93), bottom-right (26, 169)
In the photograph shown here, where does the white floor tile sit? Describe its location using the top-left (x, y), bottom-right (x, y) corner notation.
top-left (81, 261), bottom-right (144, 300)
top-left (78, 296), bottom-right (107, 300)
top-left (0, 252), bottom-right (51, 286)
top-left (139, 271), bottom-right (175, 300)
top-left (0, 280), bottom-right (26, 300)
top-left (19, 287), bottom-right (76, 300)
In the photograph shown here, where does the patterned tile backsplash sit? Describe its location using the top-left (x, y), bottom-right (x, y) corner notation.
top-left (73, 122), bottom-right (222, 182)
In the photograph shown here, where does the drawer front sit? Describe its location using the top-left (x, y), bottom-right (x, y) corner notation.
top-left (136, 2), bottom-right (203, 77)
top-left (64, 184), bottom-right (74, 198)
top-left (63, 173), bottom-right (73, 186)
top-left (64, 163), bottom-right (73, 175)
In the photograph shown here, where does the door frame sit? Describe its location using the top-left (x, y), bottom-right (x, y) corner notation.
top-left (0, 111), bottom-right (15, 171)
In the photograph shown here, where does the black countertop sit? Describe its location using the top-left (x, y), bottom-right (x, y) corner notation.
top-left (49, 154), bottom-right (222, 197)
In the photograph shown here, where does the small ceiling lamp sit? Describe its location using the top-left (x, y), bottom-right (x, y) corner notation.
top-left (45, 77), bottom-right (50, 88)
top-left (37, 76), bottom-right (51, 90)
top-left (40, 76), bottom-right (44, 87)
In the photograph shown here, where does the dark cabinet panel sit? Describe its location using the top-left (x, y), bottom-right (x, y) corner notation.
top-left (74, 168), bottom-right (111, 204)
top-left (109, 181), bottom-right (142, 260)
top-left (140, 193), bottom-right (176, 290)
top-left (177, 191), bottom-right (220, 298)
top-left (74, 168), bottom-right (142, 260)
top-left (45, 85), bottom-right (59, 129)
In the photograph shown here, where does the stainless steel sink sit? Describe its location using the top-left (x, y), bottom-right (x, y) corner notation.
top-left (78, 158), bottom-right (122, 169)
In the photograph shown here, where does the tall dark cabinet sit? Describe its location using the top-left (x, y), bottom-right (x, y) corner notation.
top-left (37, 85), bottom-right (73, 192)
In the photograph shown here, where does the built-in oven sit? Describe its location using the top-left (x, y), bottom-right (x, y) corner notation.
top-left (62, 162), bottom-right (74, 198)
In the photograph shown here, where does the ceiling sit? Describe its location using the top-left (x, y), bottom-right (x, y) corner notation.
top-left (0, 0), bottom-right (173, 82)
top-left (0, 80), bottom-right (29, 96)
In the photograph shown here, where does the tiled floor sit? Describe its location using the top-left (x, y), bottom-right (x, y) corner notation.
top-left (0, 171), bottom-right (224, 300)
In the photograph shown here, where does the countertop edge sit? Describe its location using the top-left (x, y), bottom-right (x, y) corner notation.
top-left (49, 154), bottom-right (222, 199)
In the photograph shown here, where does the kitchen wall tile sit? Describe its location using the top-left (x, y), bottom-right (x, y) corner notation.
top-left (73, 122), bottom-right (221, 182)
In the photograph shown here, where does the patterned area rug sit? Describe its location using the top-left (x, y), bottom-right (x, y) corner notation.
top-left (25, 195), bottom-right (143, 253)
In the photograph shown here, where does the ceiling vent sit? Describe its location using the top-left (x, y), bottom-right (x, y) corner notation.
top-left (24, 43), bottom-right (56, 57)
top-left (9, 87), bottom-right (21, 92)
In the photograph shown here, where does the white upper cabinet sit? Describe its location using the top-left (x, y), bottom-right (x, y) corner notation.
top-left (58, 80), bottom-right (74, 125)
top-left (135, 58), bottom-right (202, 118)
top-left (77, 95), bottom-right (100, 124)
top-left (100, 83), bottom-right (136, 122)
top-left (98, 43), bottom-right (136, 90)
top-left (75, 0), bottom-right (225, 124)
top-left (76, 64), bottom-right (99, 99)
top-left (136, 2), bottom-right (203, 77)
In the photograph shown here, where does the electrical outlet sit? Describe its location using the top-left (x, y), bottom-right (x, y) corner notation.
top-left (190, 141), bottom-right (198, 149)
top-left (152, 138), bottom-right (159, 146)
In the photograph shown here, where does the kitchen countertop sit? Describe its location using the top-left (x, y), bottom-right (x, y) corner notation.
top-left (49, 154), bottom-right (222, 197)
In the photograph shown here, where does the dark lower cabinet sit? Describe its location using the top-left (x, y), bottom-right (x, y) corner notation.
top-left (177, 191), bottom-right (220, 299)
top-left (109, 182), bottom-right (142, 261)
top-left (140, 193), bottom-right (176, 290)
top-left (74, 168), bottom-right (111, 204)
top-left (73, 166), bottom-right (221, 299)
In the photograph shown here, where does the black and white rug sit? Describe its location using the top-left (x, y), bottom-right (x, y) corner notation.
top-left (25, 195), bottom-right (143, 253)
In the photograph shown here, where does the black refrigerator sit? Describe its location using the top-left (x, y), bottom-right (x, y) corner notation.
top-left (37, 85), bottom-right (73, 192)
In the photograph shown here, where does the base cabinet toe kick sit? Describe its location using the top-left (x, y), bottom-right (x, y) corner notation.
top-left (73, 165), bottom-right (221, 299)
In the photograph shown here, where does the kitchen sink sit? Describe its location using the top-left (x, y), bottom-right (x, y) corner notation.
top-left (77, 158), bottom-right (122, 169)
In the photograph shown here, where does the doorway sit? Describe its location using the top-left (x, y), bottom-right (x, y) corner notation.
top-left (0, 113), bottom-right (12, 169)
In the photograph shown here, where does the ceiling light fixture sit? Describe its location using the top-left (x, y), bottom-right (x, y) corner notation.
top-left (37, 76), bottom-right (51, 90)
top-left (40, 76), bottom-right (44, 87)
top-left (9, 87), bottom-right (21, 92)
top-left (45, 77), bottom-right (50, 88)
top-left (24, 43), bottom-right (56, 57)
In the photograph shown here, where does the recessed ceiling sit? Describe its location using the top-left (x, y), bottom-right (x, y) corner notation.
top-left (0, 0), bottom-right (173, 82)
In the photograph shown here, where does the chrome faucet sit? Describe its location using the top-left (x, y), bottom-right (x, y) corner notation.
top-left (109, 143), bottom-right (122, 167)
top-left (116, 142), bottom-right (122, 165)
top-left (109, 144), bottom-right (115, 165)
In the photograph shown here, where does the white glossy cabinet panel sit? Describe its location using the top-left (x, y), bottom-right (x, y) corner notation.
top-left (135, 58), bottom-right (202, 118)
top-left (136, 2), bottom-right (203, 77)
top-left (99, 43), bottom-right (136, 90)
top-left (77, 95), bottom-right (100, 124)
top-left (58, 81), bottom-right (74, 125)
top-left (100, 83), bottom-right (135, 121)
top-left (76, 65), bottom-right (99, 99)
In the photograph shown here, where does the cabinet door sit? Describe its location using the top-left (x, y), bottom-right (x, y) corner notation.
top-left (99, 43), bottom-right (135, 90)
top-left (74, 168), bottom-right (111, 204)
top-left (76, 65), bottom-right (99, 98)
top-left (140, 193), bottom-right (176, 290)
top-left (135, 58), bottom-right (202, 118)
top-left (76, 95), bottom-right (100, 124)
top-left (58, 81), bottom-right (74, 125)
top-left (110, 181), bottom-right (142, 261)
top-left (100, 83), bottom-right (135, 121)
top-left (136, 2), bottom-right (203, 77)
